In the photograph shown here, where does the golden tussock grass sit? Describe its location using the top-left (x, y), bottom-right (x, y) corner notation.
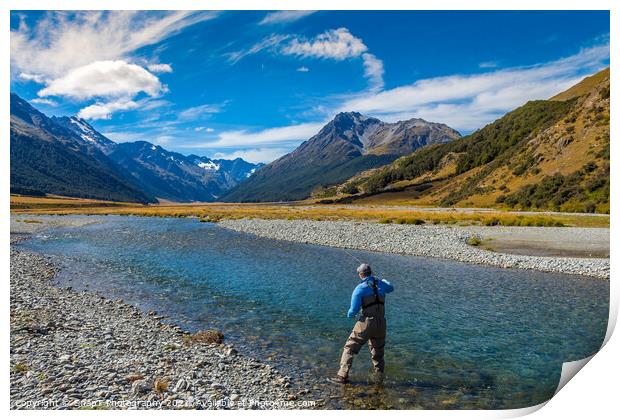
top-left (10, 195), bottom-right (609, 228)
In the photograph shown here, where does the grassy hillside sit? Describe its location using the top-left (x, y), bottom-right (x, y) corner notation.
top-left (326, 68), bottom-right (610, 213)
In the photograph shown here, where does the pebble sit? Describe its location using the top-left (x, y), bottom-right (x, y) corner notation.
top-left (219, 219), bottom-right (609, 279)
top-left (10, 235), bottom-right (317, 410)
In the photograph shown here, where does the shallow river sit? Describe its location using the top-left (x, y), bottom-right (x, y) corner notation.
top-left (18, 216), bottom-right (609, 409)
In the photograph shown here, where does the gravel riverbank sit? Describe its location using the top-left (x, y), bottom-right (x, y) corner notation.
top-left (10, 235), bottom-right (322, 410)
top-left (219, 219), bottom-right (609, 279)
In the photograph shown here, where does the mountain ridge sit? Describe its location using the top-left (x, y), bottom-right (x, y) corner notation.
top-left (321, 68), bottom-right (610, 214)
top-left (10, 94), bottom-right (262, 203)
top-left (222, 112), bottom-right (461, 202)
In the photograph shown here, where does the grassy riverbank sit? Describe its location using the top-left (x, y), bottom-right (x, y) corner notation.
top-left (10, 195), bottom-right (609, 228)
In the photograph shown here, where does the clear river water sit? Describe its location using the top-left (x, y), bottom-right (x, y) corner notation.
top-left (18, 216), bottom-right (609, 409)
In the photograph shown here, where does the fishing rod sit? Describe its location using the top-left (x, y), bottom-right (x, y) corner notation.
top-left (341, 247), bottom-right (383, 280)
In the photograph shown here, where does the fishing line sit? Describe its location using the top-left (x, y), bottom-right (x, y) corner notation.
top-left (341, 247), bottom-right (383, 279)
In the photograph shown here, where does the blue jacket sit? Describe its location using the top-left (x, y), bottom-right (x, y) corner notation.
top-left (347, 276), bottom-right (394, 318)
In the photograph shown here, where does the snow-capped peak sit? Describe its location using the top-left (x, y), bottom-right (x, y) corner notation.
top-left (69, 117), bottom-right (97, 143)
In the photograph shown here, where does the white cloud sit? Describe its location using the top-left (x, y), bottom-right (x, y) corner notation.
top-left (282, 28), bottom-right (368, 60)
top-left (147, 63), bottom-right (173, 73)
top-left (362, 53), bottom-right (384, 91)
top-left (259, 11), bottom-right (316, 26)
top-left (30, 98), bottom-right (58, 106)
top-left (38, 60), bottom-right (164, 100)
top-left (186, 121), bottom-right (325, 148)
top-left (213, 148), bottom-right (291, 164)
top-left (195, 126), bottom-right (215, 132)
top-left (297, 66), bottom-right (310, 72)
top-left (337, 44), bottom-right (609, 132)
top-left (230, 28), bottom-right (383, 89)
top-left (18, 72), bottom-right (46, 83)
top-left (11, 11), bottom-right (218, 119)
top-left (479, 61), bottom-right (499, 69)
top-left (11, 11), bottom-right (218, 79)
top-left (178, 103), bottom-right (222, 121)
top-left (226, 34), bottom-right (290, 64)
top-left (77, 98), bottom-right (139, 120)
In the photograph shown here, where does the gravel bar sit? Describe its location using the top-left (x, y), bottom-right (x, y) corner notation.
top-left (10, 236), bottom-right (322, 410)
top-left (219, 219), bottom-right (609, 279)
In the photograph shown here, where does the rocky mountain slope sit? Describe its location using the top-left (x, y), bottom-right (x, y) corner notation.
top-left (11, 95), bottom-right (262, 202)
top-left (10, 94), bottom-right (152, 203)
top-left (222, 112), bottom-right (460, 202)
top-left (324, 68), bottom-right (610, 214)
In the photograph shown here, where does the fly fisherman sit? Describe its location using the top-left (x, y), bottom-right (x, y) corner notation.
top-left (329, 263), bottom-right (394, 384)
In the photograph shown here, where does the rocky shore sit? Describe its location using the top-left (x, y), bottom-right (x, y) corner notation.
top-left (219, 219), bottom-right (609, 279)
top-left (10, 235), bottom-right (321, 410)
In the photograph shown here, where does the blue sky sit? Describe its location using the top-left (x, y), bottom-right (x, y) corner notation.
top-left (10, 10), bottom-right (609, 163)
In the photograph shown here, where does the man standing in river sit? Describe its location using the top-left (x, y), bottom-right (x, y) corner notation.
top-left (329, 263), bottom-right (394, 384)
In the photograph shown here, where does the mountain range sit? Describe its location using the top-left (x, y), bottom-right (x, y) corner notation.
top-left (11, 67), bottom-right (608, 212)
top-left (320, 68), bottom-right (610, 214)
top-left (222, 112), bottom-right (461, 202)
top-left (10, 94), bottom-right (261, 203)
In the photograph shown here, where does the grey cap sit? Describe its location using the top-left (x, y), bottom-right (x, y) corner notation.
top-left (356, 263), bottom-right (372, 276)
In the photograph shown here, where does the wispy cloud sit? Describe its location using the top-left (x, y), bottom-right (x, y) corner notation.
top-left (226, 34), bottom-right (290, 64)
top-left (337, 43), bottom-right (609, 132)
top-left (184, 121), bottom-right (325, 148)
top-left (147, 63), bottom-right (173, 73)
top-left (362, 53), bottom-right (384, 91)
top-left (479, 61), bottom-right (499, 69)
top-left (30, 98), bottom-right (58, 106)
top-left (297, 66), bottom-right (310, 72)
top-left (213, 147), bottom-right (291, 164)
top-left (177, 103), bottom-right (223, 121)
top-left (258, 11), bottom-right (316, 26)
top-left (11, 11), bottom-right (218, 78)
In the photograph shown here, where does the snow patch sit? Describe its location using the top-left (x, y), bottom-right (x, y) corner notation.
top-left (198, 161), bottom-right (220, 171)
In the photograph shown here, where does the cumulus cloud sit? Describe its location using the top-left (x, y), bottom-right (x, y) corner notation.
top-left (282, 28), bottom-right (368, 60)
top-left (77, 99), bottom-right (139, 120)
top-left (213, 148), bottom-right (292, 164)
top-left (297, 66), bottom-right (310, 72)
top-left (38, 60), bottom-right (164, 100)
top-left (147, 63), bottom-right (173, 73)
top-left (259, 11), bottom-right (316, 26)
